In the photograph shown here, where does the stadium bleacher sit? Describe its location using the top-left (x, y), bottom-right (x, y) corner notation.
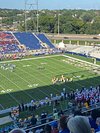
top-left (62, 44), bottom-right (100, 59)
top-left (14, 32), bottom-right (43, 50)
top-left (36, 33), bottom-right (55, 48)
top-left (0, 32), bottom-right (21, 54)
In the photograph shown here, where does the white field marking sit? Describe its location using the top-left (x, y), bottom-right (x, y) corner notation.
top-left (23, 65), bottom-right (31, 67)
top-left (40, 62), bottom-right (47, 65)
top-left (0, 54), bottom-right (61, 64)
top-left (1, 89), bottom-right (13, 93)
top-left (48, 56), bottom-right (99, 87)
top-left (28, 84), bottom-right (38, 88)
top-left (0, 85), bottom-right (20, 104)
top-left (0, 71), bottom-right (34, 99)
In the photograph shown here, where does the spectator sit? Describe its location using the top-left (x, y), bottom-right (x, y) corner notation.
top-left (53, 109), bottom-right (59, 120)
top-left (31, 114), bottom-right (37, 126)
top-left (41, 111), bottom-right (47, 124)
top-left (50, 121), bottom-right (58, 133)
top-left (59, 115), bottom-right (69, 133)
top-left (44, 124), bottom-right (52, 133)
top-left (67, 116), bottom-right (91, 133)
top-left (89, 109), bottom-right (99, 130)
top-left (96, 117), bottom-right (100, 132)
top-left (9, 128), bottom-right (26, 133)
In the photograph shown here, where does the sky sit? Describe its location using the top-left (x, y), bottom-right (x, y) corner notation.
top-left (0, 0), bottom-right (100, 10)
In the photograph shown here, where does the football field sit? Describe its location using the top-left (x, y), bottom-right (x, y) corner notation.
top-left (0, 54), bottom-right (100, 109)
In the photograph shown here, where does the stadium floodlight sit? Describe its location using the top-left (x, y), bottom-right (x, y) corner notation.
top-left (58, 13), bottom-right (61, 35)
top-left (24, 0), bottom-right (39, 32)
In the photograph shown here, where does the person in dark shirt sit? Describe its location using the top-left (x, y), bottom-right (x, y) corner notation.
top-left (59, 115), bottom-right (69, 133)
top-left (31, 114), bottom-right (37, 126)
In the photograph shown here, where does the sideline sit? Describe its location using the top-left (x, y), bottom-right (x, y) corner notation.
top-left (0, 54), bottom-right (61, 64)
top-left (62, 54), bottom-right (100, 67)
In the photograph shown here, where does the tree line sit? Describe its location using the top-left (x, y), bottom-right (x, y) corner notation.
top-left (0, 9), bottom-right (100, 34)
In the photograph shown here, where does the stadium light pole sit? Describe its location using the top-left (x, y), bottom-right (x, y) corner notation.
top-left (36, 0), bottom-right (39, 33)
top-left (58, 13), bottom-right (61, 35)
top-left (24, 0), bottom-right (39, 32)
top-left (24, 0), bottom-right (27, 32)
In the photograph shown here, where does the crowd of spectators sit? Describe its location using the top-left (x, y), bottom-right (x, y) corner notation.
top-left (0, 85), bottom-right (100, 133)
top-left (9, 108), bottom-right (100, 133)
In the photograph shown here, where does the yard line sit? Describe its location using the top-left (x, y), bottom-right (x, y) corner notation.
top-left (0, 71), bottom-right (34, 100)
top-left (0, 85), bottom-right (20, 105)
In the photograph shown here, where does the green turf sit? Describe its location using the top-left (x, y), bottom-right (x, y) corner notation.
top-left (0, 54), bottom-right (99, 109)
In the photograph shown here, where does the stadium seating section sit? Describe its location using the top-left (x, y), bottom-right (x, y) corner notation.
top-left (0, 32), bottom-right (55, 54)
top-left (0, 32), bottom-right (21, 54)
top-left (36, 33), bottom-right (55, 48)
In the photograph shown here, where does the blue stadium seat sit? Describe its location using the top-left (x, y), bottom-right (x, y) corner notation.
top-left (14, 32), bottom-right (43, 50)
top-left (36, 33), bottom-right (55, 48)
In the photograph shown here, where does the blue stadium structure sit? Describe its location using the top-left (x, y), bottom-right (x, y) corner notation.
top-left (13, 32), bottom-right (43, 50)
top-left (36, 33), bottom-right (55, 48)
top-left (0, 31), bottom-right (55, 55)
